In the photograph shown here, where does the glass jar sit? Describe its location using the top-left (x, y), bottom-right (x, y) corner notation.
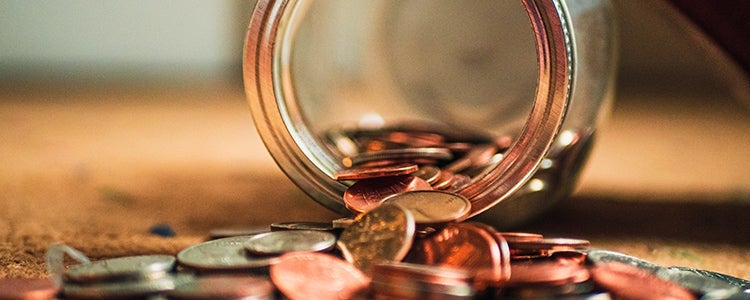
top-left (243, 0), bottom-right (617, 227)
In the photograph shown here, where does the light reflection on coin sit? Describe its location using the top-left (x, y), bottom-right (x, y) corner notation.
top-left (657, 266), bottom-right (741, 296)
top-left (382, 190), bottom-right (471, 224)
top-left (413, 165), bottom-right (441, 184)
top-left (244, 230), bottom-right (336, 256)
top-left (177, 236), bottom-right (280, 271)
top-left (342, 147), bottom-right (453, 167)
top-left (333, 163), bottom-right (419, 180)
top-left (65, 255), bottom-right (176, 284)
top-left (270, 221), bottom-right (336, 232)
top-left (337, 204), bottom-right (415, 273)
top-left (343, 175), bottom-right (432, 213)
top-left (271, 252), bottom-right (371, 300)
top-left (586, 249), bottom-right (662, 274)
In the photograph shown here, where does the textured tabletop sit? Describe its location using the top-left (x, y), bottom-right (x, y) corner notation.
top-left (1, 81), bottom-right (748, 279)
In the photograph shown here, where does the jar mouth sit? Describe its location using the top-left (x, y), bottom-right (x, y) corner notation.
top-left (245, 0), bottom-right (574, 218)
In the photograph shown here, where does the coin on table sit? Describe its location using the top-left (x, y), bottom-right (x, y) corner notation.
top-left (657, 266), bottom-right (741, 296)
top-left (589, 262), bottom-right (696, 300)
top-left (63, 274), bottom-right (190, 299)
top-left (343, 175), bottom-right (432, 213)
top-left (177, 236), bottom-right (280, 271)
top-left (333, 163), bottom-right (419, 180)
top-left (405, 222), bottom-right (510, 284)
top-left (586, 249), bottom-right (662, 274)
top-left (663, 266), bottom-right (750, 292)
top-left (270, 221), bottom-right (337, 232)
top-left (244, 230), bottom-right (337, 256)
top-left (497, 232), bottom-right (544, 243)
top-left (270, 252), bottom-right (371, 300)
top-left (370, 261), bottom-right (474, 299)
top-left (167, 274), bottom-right (274, 300)
top-left (64, 255), bottom-right (176, 284)
top-left (337, 204), bottom-right (415, 273)
top-left (0, 278), bottom-right (58, 300)
top-left (508, 237), bottom-right (590, 259)
top-left (208, 226), bottom-right (269, 240)
top-left (382, 190), bottom-right (471, 224)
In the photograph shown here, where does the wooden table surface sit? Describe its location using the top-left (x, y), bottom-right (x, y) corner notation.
top-left (1, 81), bottom-right (748, 279)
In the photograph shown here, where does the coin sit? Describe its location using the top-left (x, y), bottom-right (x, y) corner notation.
top-left (663, 266), bottom-right (750, 291)
top-left (413, 165), bottom-right (441, 184)
top-left (381, 190), bottom-right (471, 224)
top-left (167, 274), bottom-right (274, 299)
top-left (337, 204), bottom-right (416, 273)
top-left (586, 249), bottom-right (663, 274)
top-left (405, 222), bottom-right (509, 284)
top-left (332, 217), bottom-right (356, 229)
top-left (333, 163), bottom-right (419, 180)
top-left (370, 261), bottom-right (474, 299)
top-left (270, 221), bottom-right (337, 232)
top-left (270, 252), bottom-right (371, 300)
top-left (498, 232), bottom-right (544, 243)
top-left (504, 261), bottom-right (590, 287)
top-left (62, 274), bottom-right (190, 299)
top-left (431, 170), bottom-right (456, 190)
top-left (343, 175), bottom-right (432, 213)
top-left (589, 262), bottom-right (696, 300)
top-left (342, 147), bottom-right (452, 167)
top-left (64, 255), bottom-right (176, 284)
top-left (508, 237), bottom-right (590, 259)
top-left (0, 278), bottom-right (58, 300)
top-left (657, 266), bottom-right (741, 296)
top-left (244, 230), bottom-right (337, 255)
top-left (177, 236), bottom-right (280, 271)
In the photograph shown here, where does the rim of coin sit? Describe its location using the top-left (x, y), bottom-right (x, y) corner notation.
top-left (0, 278), bottom-right (58, 300)
top-left (412, 165), bottom-right (441, 184)
top-left (342, 175), bottom-right (432, 213)
top-left (333, 163), bottom-right (419, 180)
top-left (371, 261), bottom-right (473, 285)
top-left (342, 147), bottom-right (453, 167)
top-left (337, 204), bottom-right (416, 273)
top-left (270, 221), bottom-right (337, 232)
top-left (586, 249), bottom-right (663, 274)
top-left (589, 262), bottom-right (696, 300)
top-left (270, 252), bottom-right (371, 300)
top-left (381, 190), bottom-right (471, 224)
top-left (508, 237), bottom-right (591, 253)
top-left (244, 230), bottom-right (337, 256)
top-left (63, 274), bottom-right (191, 298)
top-left (177, 236), bottom-right (280, 271)
top-left (498, 232), bottom-right (544, 242)
top-left (504, 261), bottom-right (590, 287)
top-left (167, 274), bottom-right (274, 299)
top-left (656, 266), bottom-right (741, 295)
top-left (64, 255), bottom-right (176, 284)
top-left (208, 226), bottom-right (269, 240)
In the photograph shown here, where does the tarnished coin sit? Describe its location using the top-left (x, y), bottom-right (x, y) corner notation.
top-left (208, 226), bottom-right (269, 240)
top-left (589, 262), bottom-right (696, 300)
top-left (342, 147), bottom-right (453, 167)
top-left (270, 252), bottom-right (371, 300)
top-left (244, 230), bottom-right (337, 256)
top-left (0, 278), bottom-right (58, 300)
top-left (337, 204), bottom-right (415, 273)
top-left (586, 249), bottom-right (663, 274)
top-left (65, 255), bottom-right (176, 284)
top-left (167, 274), bottom-right (274, 299)
top-left (343, 175), bottom-right (432, 213)
top-left (333, 163), bottom-right (419, 180)
top-left (63, 274), bottom-right (190, 299)
top-left (381, 190), bottom-right (471, 224)
top-left (270, 221), bottom-right (336, 232)
top-left (405, 222), bottom-right (510, 284)
top-left (370, 262), bottom-right (474, 299)
top-left (177, 236), bottom-right (280, 271)
top-left (657, 266), bottom-right (741, 296)
top-left (413, 165), bottom-right (442, 184)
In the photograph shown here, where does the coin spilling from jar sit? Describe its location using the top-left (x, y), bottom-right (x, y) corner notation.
top-left (13, 126), bottom-right (748, 299)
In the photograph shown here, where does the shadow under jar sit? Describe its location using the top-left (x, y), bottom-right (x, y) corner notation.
top-left (244, 0), bottom-right (617, 228)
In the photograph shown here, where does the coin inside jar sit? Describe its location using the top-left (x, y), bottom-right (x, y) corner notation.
top-left (381, 190), bottom-right (471, 225)
top-left (244, 230), bottom-right (337, 256)
top-left (342, 175), bottom-right (432, 213)
top-left (333, 163), bottom-right (419, 180)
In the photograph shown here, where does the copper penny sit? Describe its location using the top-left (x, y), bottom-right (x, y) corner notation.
top-left (270, 252), bottom-right (370, 300)
top-left (167, 274), bottom-right (274, 299)
top-left (334, 163), bottom-right (419, 180)
top-left (498, 232), bottom-right (544, 243)
top-left (590, 262), bottom-right (696, 300)
top-left (370, 262), bottom-right (474, 299)
top-left (0, 278), bottom-right (58, 300)
top-left (504, 260), bottom-right (590, 287)
top-left (337, 204), bottom-right (415, 273)
top-left (343, 175), bottom-right (432, 213)
top-left (431, 170), bottom-right (455, 190)
top-left (342, 147), bottom-right (452, 167)
top-left (381, 190), bottom-right (471, 224)
top-left (405, 223), bottom-right (508, 283)
top-left (412, 165), bottom-right (441, 184)
top-left (508, 237), bottom-right (590, 258)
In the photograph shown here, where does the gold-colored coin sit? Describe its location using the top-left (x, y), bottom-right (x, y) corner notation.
top-left (337, 204), bottom-right (415, 273)
top-left (382, 190), bottom-right (471, 224)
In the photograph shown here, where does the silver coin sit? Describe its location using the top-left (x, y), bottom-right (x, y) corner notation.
top-left (666, 266), bottom-right (750, 291)
top-left (65, 255), bottom-right (176, 284)
top-left (177, 236), bottom-right (280, 271)
top-left (657, 266), bottom-right (741, 296)
top-left (270, 221), bottom-right (337, 232)
top-left (586, 249), bottom-right (663, 274)
top-left (63, 273), bottom-right (190, 299)
top-left (208, 226), bottom-right (269, 240)
top-left (244, 230), bottom-right (337, 255)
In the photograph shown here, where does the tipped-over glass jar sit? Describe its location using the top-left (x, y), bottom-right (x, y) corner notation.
top-left (243, 0), bottom-right (616, 227)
